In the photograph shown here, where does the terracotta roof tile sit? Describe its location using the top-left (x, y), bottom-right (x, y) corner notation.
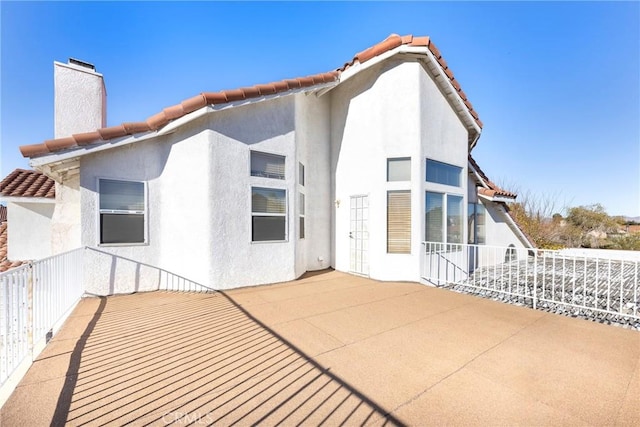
top-left (98, 125), bottom-right (128, 140)
top-left (20, 34), bottom-right (481, 158)
top-left (146, 111), bottom-right (170, 130)
top-left (0, 205), bottom-right (6, 223)
top-left (73, 131), bottom-right (102, 146)
top-left (0, 222), bottom-right (27, 272)
top-left (469, 155), bottom-right (517, 199)
top-left (123, 122), bottom-right (152, 134)
top-left (203, 92), bottom-right (228, 104)
top-left (163, 104), bottom-right (185, 120)
top-left (45, 137), bottom-right (76, 152)
top-left (181, 94), bottom-right (207, 114)
top-left (0, 169), bottom-right (55, 198)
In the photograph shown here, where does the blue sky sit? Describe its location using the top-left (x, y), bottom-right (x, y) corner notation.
top-left (1, 1), bottom-right (638, 216)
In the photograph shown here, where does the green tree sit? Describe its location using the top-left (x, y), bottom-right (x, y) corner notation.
top-left (565, 204), bottom-right (619, 248)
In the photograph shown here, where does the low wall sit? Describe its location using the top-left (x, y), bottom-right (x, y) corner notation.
top-left (558, 248), bottom-right (640, 261)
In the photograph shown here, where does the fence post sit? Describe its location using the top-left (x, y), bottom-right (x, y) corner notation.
top-left (26, 264), bottom-right (34, 360)
top-left (532, 251), bottom-right (538, 310)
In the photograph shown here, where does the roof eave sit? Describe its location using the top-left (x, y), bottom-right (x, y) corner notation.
top-left (478, 193), bottom-right (516, 204)
top-left (331, 45), bottom-right (481, 144)
top-left (0, 196), bottom-right (55, 204)
top-left (29, 81), bottom-right (338, 168)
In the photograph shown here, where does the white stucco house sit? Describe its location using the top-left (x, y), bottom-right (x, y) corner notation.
top-left (11, 34), bottom-right (532, 293)
top-left (0, 169), bottom-right (55, 267)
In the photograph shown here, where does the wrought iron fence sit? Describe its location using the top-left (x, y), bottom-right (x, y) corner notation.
top-left (422, 242), bottom-right (639, 324)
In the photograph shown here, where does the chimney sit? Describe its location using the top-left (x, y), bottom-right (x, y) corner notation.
top-left (54, 58), bottom-right (107, 138)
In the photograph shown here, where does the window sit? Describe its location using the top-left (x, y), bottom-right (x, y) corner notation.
top-left (299, 192), bottom-right (305, 239)
top-left (426, 159), bottom-right (462, 187)
top-left (299, 162), bottom-right (305, 186)
top-left (99, 179), bottom-right (145, 244)
top-left (387, 158), bottom-right (411, 181)
top-left (251, 151), bottom-right (285, 180)
top-left (447, 195), bottom-right (463, 243)
top-left (252, 187), bottom-right (286, 241)
top-left (387, 191), bottom-right (411, 253)
top-left (425, 192), bottom-right (463, 243)
top-left (425, 192), bottom-right (443, 242)
top-left (468, 203), bottom-right (486, 244)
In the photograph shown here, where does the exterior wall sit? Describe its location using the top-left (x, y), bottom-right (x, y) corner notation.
top-left (54, 61), bottom-right (106, 139)
top-left (206, 96), bottom-right (298, 289)
top-left (419, 60), bottom-right (470, 251)
top-left (79, 96), bottom-right (300, 294)
top-left (7, 201), bottom-right (54, 260)
top-left (51, 176), bottom-right (82, 254)
top-left (294, 93), bottom-right (332, 276)
top-left (482, 200), bottom-right (527, 249)
top-left (331, 59), bottom-right (461, 281)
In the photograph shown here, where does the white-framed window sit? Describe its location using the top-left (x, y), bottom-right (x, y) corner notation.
top-left (251, 187), bottom-right (287, 242)
top-left (425, 191), bottom-right (463, 243)
top-left (387, 190), bottom-right (411, 253)
top-left (387, 157), bottom-right (411, 182)
top-left (468, 202), bottom-right (486, 244)
top-left (299, 192), bottom-right (305, 239)
top-left (299, 162), bottom-right (305, 186)
top-left (98, 178), bottom-right (146, 245)
top-left (426, 159), bottom-right (462, 187)
top-left (251, 151), bottom-right (285, 180)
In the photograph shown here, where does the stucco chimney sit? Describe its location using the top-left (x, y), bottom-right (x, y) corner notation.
top-left (54, 58), bottom-right (107, 138)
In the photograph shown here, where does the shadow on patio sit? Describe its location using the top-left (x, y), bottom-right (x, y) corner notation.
top-left (2, 270), bottom-right (639, 426)
top-left (2, 283), bottom-right (403, 426)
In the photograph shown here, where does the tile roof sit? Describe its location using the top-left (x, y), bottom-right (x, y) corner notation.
top-left (0, 205), bottom-right (6, 223)
top-left (20, 34), bottom-right (482, 159)
top-left (0, 222), bottom-right (26, 272)
top-left (0, 169), bottom-right (56, 198)
top-left (468, 155), bottom-right (517, 199)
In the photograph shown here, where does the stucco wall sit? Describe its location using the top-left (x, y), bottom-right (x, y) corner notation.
top-left (54, 61), bottom-right (106, 139)
top-left (51, 176), bottom-right (82, 254)
top-left (7, 201), bottom-right (54, 260)
top-left (206, 96), bottom-right (298, 289)
top-left (79, 96), bottom-right (301, 293)
top-left (295, 92), bottom-right (332, 275)
top-left (331, 59), bottom-right (462, 281)
top-left (483, 201), bottom-right (527, 249)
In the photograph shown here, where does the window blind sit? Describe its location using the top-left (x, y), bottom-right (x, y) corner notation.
top-left (387, 191), bottom-right (411, 253)
top-left (251, 151), bottom-right (285, 180)
top-left (252, 188), bottom-right (286, 214)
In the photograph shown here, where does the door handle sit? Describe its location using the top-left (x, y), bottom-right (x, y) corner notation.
top-left (349, 232), bottom-right (353, 239)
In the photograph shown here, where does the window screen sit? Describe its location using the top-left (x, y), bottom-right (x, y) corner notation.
top-left (99, 179), bottom-right (145, 244)
top-left (252, 187), bottom-right (286, 241)
top-left (251, 151), bottom-right (285, 180)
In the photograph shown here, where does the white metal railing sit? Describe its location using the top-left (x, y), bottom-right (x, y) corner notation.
top-left (422, 242), bottom-right (640, 323)
top-left (0, 264), bottom-right (31, 386)
top-left (0, 248), bottom-right (84, 390)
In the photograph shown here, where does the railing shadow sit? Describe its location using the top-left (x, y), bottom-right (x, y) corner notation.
top-left (45, 268), bottom-right (405, 425)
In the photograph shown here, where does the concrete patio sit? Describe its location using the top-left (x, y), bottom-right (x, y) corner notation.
top-left (1, 270), bottom-right (638, 426)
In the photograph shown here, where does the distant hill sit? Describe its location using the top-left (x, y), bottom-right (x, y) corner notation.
top-left (624, 216), bottom-right (640, 223)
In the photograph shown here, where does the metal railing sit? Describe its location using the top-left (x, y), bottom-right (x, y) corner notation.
top-left (422, 242), bottom-right (640, 324)
top-left (0, 248), bottom-right (84, 389)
